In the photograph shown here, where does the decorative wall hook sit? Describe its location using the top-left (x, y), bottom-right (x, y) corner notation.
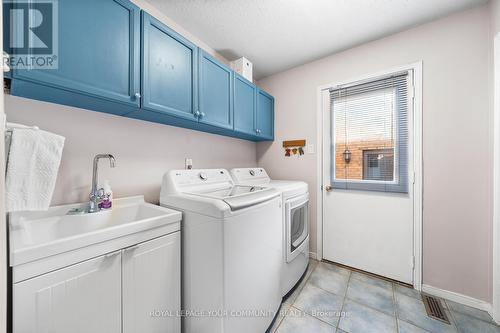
top-left (283, 140), bottom-right (306, 157)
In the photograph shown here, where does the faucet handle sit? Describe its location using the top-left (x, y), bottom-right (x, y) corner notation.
top-left (89, 188), bottom-right (105, 201)
top-left (97, 188), bottom-right (105, 198)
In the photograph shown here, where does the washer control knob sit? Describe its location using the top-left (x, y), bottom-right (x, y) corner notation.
top-left (199, 172), bottom-right (208, 181)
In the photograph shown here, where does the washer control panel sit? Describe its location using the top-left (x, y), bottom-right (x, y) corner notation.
top-left (167, 169), bottom-right (233, 189)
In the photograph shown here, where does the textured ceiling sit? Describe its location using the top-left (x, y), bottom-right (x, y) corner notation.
top-left (147, 0), bottom-right (488, 79)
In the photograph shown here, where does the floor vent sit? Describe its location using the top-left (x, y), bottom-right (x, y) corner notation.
top-left (422, 294), bottom-right (450, 324)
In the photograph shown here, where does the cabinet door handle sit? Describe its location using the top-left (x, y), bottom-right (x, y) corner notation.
top-left (256, 129), bottom-right (261, 134)
top-left (200, 112), bottom-right (206, 118)
top-left (194, 110), bottom-right (201, 118)
top-left (125, 245), bottom-right (140, 253)
top-left (133, 92), bottom-right (141, 99)
top-left (104, 251), bottom-right (120, 260)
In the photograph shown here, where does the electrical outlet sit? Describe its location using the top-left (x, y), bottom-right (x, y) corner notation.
top-left (307, 144), bottom-right (315, 154)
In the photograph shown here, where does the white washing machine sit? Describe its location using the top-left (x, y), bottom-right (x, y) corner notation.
top-left (230, 168), bottom-right (309, 297)
top-left (160, 169), bottom-right (282, 333)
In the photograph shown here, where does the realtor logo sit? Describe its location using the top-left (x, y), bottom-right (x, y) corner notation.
top-left (3, 0), bottom-right (58, 69)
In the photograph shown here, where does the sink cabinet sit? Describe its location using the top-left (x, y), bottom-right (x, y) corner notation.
top-left (14, 250), bottom-right (122, 333)
top-left (13, 232), bottom-right (181, 333)
top-left (123, 233), bottom-right (181, 333)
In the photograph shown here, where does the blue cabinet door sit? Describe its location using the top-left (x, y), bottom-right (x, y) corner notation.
top-left (233, 74), bottom-right (256, 136)
top-left (141, 12), bottom-right (198, 121)
top-left (256, 89), bottom-right (274, 140)
top-left (9, 0), bottom-right (141, 107)
top-left (198, 51), bottom-right (233, 129)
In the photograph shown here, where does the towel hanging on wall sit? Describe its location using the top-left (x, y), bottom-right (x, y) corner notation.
top-left (5, 125), bottom-right (65, 212)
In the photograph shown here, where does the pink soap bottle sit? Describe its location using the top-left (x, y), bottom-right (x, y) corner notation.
top-left (100, 180), bottom-right (113, 209)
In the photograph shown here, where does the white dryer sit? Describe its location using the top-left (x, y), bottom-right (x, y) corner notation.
top-left (160, 169), bottom-right (282, 333)
top-left (230, 168), bottom-right (309, 296)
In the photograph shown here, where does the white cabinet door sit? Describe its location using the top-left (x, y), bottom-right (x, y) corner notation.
top-left (122, 232), bottom-right (181, 333)
top-left (13, 251), bottom-right (122, 333)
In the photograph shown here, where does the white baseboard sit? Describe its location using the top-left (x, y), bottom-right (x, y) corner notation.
top-left (309, 252), bottom-right (317, 260)
top-left (422, 284), bottom-right (492, 316)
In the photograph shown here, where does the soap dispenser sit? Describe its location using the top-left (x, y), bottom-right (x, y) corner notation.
top-left (99, 180), bottom-right (113, 209)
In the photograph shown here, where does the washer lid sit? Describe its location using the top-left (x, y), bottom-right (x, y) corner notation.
top-left (267, 180), bottom-right (308, 196)
top-left (190, 185), bottom-right (266, 199)
top-left (185, 185), bottom-right (279, 211)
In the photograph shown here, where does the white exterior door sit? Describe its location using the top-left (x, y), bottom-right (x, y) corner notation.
top-left (122, 232), bottom-right (181, 333)
top-left (321, 71), bottom-right (415, 284)
top-left (13, 251), bottom-right (122, 333)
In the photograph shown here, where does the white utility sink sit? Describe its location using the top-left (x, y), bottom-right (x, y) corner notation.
top-left (9, 196), bottom-right (182, 266)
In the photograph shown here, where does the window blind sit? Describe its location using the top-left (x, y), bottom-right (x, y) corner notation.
top-left (330, 72), bottom-right (409, 193)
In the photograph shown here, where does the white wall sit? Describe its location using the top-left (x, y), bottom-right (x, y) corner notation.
top-left (491, 0), bottom-right (500, 37)
top-left (4, 1), bottom-right (256, 206)
top-left (257, 5), bottom-right (492, 302)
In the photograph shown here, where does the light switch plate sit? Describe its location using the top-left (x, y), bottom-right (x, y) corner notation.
top-left (307, 144), bottom-right (315, 154)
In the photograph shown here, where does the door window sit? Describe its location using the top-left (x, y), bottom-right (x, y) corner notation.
top-left (330, 72), bottom-right (409, 193)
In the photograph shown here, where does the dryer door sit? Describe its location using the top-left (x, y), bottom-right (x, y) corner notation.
top-left (286, 193), bottom-right (309, 262)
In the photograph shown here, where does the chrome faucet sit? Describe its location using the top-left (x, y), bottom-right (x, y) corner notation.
top-left (88, 154), bottom-right (116, 213)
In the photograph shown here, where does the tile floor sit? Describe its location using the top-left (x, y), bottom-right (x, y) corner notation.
top-left (270, 260), bottom-right (499, 333)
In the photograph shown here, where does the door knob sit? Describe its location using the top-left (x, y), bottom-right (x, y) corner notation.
top-left (324, 185), bottom-right (333, 192)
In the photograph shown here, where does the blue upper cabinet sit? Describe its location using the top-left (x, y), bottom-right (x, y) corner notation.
top-left (4, 1), bottom-right (275, 141)
top-left (10, 0), bottom-right (141, 107)
top-left (198, 51), bottom-right (233, 129)
top-left (141, 12), bottom-right (198, 121)
top-left (233, 74), bottom-right (256, 136)
top-left (256, 89), bottom-right (275, 140)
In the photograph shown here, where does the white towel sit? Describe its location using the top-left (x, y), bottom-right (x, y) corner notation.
top-left (6, 128), bottom-right (65, 212)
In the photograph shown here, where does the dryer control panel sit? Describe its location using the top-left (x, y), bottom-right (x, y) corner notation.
top-left (230, 168), bottom-right (270, 184)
